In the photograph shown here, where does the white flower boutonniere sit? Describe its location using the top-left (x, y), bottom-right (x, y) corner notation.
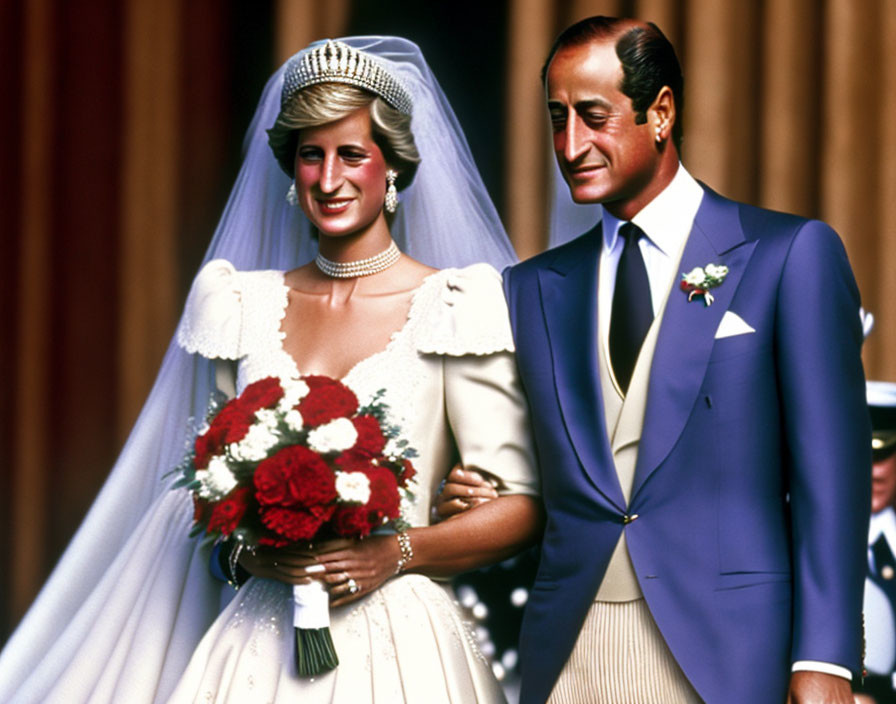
top-left (679, 263), bottom-right (729, 306)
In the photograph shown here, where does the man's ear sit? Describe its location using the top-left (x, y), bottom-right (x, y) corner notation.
top-left (649, 86), bottom-right (676, 143)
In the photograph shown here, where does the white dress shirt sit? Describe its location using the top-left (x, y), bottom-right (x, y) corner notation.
top-left (598, 163), bottom-right (852, 682)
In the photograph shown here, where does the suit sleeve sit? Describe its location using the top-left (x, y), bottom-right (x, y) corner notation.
top-left (775, 219), bottom-right (870, 674)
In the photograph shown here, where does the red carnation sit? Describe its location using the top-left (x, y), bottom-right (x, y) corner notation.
top-left (194, 410), bottom-right (237, 469)
top-left (297, 376), bottom-right (358, 426)
top-left (331, 504), bottom-right (375, 537)
top-left (363, 465), bottom-right (401, 521)
top-left (206, 487), bottom-right (251, 536)
top-left (398, 458), bottom-right (416, 484)
top-left (220, 376), bottom-right (284, 445)
top-left (335, 451), bottom-right (377, 474)
top-left (236, 376), bottom-right (284, 411)
top-left (260, 505), bottom-right (334, 542)
top-left (351, 415), bottom-right (387, 456)
top-left (254, 445), bottom-right (337, 508)
top-left (194, 377), bottom-right (284, 468)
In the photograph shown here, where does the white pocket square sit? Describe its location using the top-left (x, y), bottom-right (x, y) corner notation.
top-left (715, 311), bottom-right (755, 339)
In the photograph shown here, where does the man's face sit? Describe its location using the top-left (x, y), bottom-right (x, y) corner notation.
top-left (546, 40), bottom-right (661, 215)
top-left (871, 452), bottom-right (896, 514)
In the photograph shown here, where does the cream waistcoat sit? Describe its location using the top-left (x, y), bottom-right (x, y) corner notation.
top-left (595, 248), bottom-right (682, 602)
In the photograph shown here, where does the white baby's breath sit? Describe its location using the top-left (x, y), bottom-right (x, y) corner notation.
top-left (284, 409), bottom-right (304, 432)
top-left (254, 408), bottom-right (279, 429)
top-left (307, 417), bottom-right (358, 454)
top-left (335, 471), bottom-right (371, 503)
top-left (278, 378), bottom-right (310, 412)
top-left (230, 422), bottom-right (279, 462)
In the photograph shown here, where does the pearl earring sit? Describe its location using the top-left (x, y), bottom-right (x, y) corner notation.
top-left (286, 182), bottom-right (299, 205)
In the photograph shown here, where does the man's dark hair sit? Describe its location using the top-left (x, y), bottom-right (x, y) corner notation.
top-left (541, 16), bottom-right (685, 150)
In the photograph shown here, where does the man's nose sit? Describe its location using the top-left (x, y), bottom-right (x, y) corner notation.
top-left (564, 116), bottom-right (590, 163)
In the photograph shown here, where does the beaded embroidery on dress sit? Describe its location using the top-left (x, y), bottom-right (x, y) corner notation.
top-left (168, 260), bottom-right (536, 703)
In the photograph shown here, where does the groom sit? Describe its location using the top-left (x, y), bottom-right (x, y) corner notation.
top-left (502, 16), bottom-right (870, 704)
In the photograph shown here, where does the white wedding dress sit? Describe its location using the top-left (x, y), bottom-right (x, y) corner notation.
top-left (166, 259), bottom-right (538, 703)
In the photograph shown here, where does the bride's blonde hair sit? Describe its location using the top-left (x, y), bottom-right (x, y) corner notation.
top-left (267, 83), bottom-right (421, 189)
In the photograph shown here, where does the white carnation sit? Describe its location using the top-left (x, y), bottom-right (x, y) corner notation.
top-left (704, 263), bottom-right (728, 279)
top-left (307, 417), bottom-right (358, 454)
top-left (335, 471), bottom-right (371, 504)
top-left (198, 455), bottom-right (238, 499)
top-left (283, 409), bottom-right (304, 432)
top-left (278, 378), bottom-right (310, 412)
top-left (230, 422), bottom-right (279, 462)
top-left (682, 267), bottom-right (706, 286)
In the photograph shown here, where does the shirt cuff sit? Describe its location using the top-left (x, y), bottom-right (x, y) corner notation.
top-left (791, 660), bottom-right (852, 681)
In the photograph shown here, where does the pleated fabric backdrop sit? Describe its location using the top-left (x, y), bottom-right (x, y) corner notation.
top-left (3, 0), bottom-right (894, 641)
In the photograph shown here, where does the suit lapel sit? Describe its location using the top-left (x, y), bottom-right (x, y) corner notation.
top-left (537, 225), bottom-right (626, 511)
top-left (631, 188), bottom-right (757, 499)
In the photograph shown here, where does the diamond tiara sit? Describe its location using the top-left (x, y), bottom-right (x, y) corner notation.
top-left (282, 40), bottom-right (413, 115)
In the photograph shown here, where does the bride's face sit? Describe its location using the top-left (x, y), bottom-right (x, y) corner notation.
top-left (294, 107), bottom-right (389, 237)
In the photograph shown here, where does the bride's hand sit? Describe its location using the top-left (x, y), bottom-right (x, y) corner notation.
top-left (238, 544), bottom-right (322, 585)
top-left (435, 467), bottom-right (500, 520)
top-left (311, 536), bottom-right (403, 607)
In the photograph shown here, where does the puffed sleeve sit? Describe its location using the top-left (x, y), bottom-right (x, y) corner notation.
top-left (176, 259), bottom-right (243, 360)
top-left (418, 264), bottom-right (539, 497)
top-left (415, 263), bottom-right (515, 356)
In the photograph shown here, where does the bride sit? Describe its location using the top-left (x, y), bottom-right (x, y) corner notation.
top-left (0, 36), bottom-right (541, 703)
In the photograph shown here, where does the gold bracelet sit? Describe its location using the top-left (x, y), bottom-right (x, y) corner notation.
top-left (396, 531), bottom-right (413, 573)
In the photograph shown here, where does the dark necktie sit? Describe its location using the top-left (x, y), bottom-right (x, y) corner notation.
top-left (609, 223), bottom-right (653, 394)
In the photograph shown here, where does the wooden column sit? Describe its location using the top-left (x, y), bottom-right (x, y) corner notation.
top-left (568, 0), bottom-right (624, 22)
top-left (873, 0), bottom-right (896, 380)
top-left (759, 0), bottom-right (820, 217)
top-left (275, 0), bottom-right (351, 64)
top-left (12, 0), bottom-right (53, 622)
top-left (821, 1), bottom-right (881, 371)
top-left (635, 0), bottom-right (680, 44)
top-left (118, 0), bottom-right (181, 442)
top-left (683, 1), bottom-right (760, 201)
top-left (506, 0), bottom-right (555, 258)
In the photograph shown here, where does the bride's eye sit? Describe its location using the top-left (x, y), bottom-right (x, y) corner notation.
top-left (338, 147), bottom-right (368, 164)
top-left (297, 146), bottom-right (324, 162)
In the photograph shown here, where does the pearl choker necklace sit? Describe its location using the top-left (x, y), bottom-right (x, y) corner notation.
top-left (315, 240), bottom-right (400, 278)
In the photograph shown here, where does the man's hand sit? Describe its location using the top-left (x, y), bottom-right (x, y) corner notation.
top-left (786, 671), bottom-right (854, 704)
top-left (434, 466), bottom-right (499, 519)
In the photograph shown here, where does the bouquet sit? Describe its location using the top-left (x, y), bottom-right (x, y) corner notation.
top-left (175, 374), bottom-right (418, 676)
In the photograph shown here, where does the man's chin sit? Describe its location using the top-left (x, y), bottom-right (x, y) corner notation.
top-left (568, 187), bottom-right (607, 205)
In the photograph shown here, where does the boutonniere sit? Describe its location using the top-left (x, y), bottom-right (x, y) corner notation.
top-left (680, 263), bottom-right (728, 306)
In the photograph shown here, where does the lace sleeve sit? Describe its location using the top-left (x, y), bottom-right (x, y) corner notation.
top-left (176, 259), bottom-right (243, 360)
top-left (414, 263), bottom-right (515, 356)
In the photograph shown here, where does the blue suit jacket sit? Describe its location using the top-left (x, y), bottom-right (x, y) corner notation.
top-left (504, 186), bottom-right (871, 704)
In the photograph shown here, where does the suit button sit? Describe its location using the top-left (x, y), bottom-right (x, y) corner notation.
top-left (622, 514), bottom-right (639, 525)
top-left (883, 565), bottom-right (895, 580)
